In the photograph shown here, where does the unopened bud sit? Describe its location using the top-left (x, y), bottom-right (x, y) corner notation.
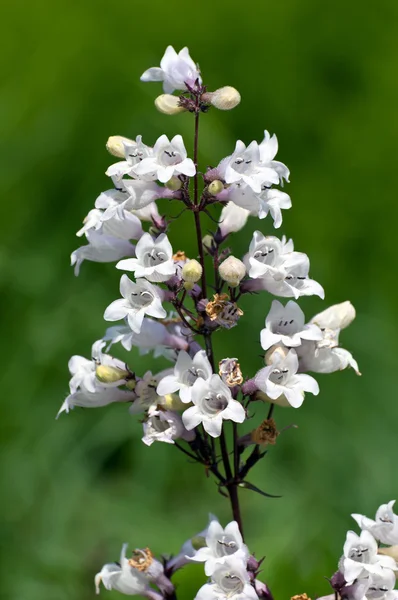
top-left (218, 256), bottom-right (246, 287)
top-left (378, 546), bottom-right (398, 562)
top-left (311, 301), bottom-right (356, 331)
top-left (191, 535), bottom-right (206, 551)
top-left (106, 135), bottom-right (135, 158)
top-left (182, 260), bottom-right (203, 290)
top-left (202, 235), bottom-right (215, 255)
top-left (161, 394), bottom-right (186, 411)
top-left (208, 180), bottom-right (224, 196)
top-left (155, 94), bottom-right (187, 115)
top-left (202, 86), bottom-right (241, 110)
top-left (96, 364), bottom-right (129, 384)
top-left (264, 344), bottom-right (289, 365)
top-left (165, 176), bottom-right (182, 191)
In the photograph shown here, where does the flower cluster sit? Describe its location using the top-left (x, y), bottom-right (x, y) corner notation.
top-left (61, 45), bottom-right (364, 600)
top-left (316, 501), bottom-right (398, 600)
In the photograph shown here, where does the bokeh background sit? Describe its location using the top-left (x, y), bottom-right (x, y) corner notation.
top-left (1, 0), bottom-right (398, 598)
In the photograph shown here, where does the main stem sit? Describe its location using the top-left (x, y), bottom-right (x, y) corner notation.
top-left (191, 95), bottom-right (245, 540)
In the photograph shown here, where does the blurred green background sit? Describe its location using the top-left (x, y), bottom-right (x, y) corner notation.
top-left (1, 0), bottom-right (398, 598)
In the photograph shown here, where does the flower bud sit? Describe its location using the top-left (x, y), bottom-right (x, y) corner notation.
top-left (202, 235), bottom-right (216, 255)
top-left (96, 364), bottom-right (129, 384)
top-left (208, 180), bottom-right (224, 196)
top-left (202, 86), bottom-right (241, 110)
top-left (161, 394), bottom-right (186, 411)
top-left (311, 301), bottom-right (356, 331)
top-left (378, 546), bottom-right (398, 562)
top-left (155, 94), bottom-right (187, 115)
top-left (106, 135), bottom-right (135, 158)
top-left (165, 176), bottom-right (183, 191)
top-left (182, 259), bottom-right (203, 290)
top-left (264, 344), bottom-right (289, 365)
top-left (191, 535), bottom-right (206, 551)
top-left (218, 256), bottom-right (246, 287)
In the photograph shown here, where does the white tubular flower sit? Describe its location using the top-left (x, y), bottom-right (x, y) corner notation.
top-left (117, 233), bottom-right (175, 282)
top-left (195, 557), bottom-right (258, 600)
top-left (246, 231), bottom-right (324, 299)
top-left (132, 201), bottom-right (162, 223)
top-left (255, 349), bottom-right (319, 408)
top-left (342, 530), bottom-right (397, 585)
top-left (57, 385), bottom-right (135, 418)
top-left (134, 134), bottom-right (195, 183)
top-left (106, 135), bottom-right (153, 180)
top-left (260, 300), bottom-right (322, 351)
top-left (258, 130), bottom-right (290, 184)
top-left (257, 188), bottom-right (292, 227)
top-left (352, 501), bottom-right (398, 546)
top-left (105, 318), bottom-right (189, 357)
top-left (297, 301), bottom-right (360, 375)
top-left (219, 202), bottom-right (250, 238)
top-left (140, 45), bottom-right (201, 93)
top-left (182, 375), bottom-right (245, 438)
top-left (229, 184), bottom-right (292, 228)
top-left (157, 350), bottom-right (212, 403)
top-left (365, 570), bottom-right (398, 600)
top-left (77, 208), bottom-right (144, 240)
top-left (223, 140), bottom-right (279, 193)
top-left (68, 339), bottom-right (127, 393)
top-left (71, 229), bottom-right (135, 276)
top-left (189, 520), bottom-right (249, 576)
top-left (142, 405), bottom-right (195, 446)
top-left (167, 514), bottom-right (218, 572)
top-left (104, 275), bottom-right (166, 334)
top-left (95, 544), bottom-right (154, 596)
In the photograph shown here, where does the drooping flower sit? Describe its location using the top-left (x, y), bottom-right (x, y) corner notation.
top-left (68, 339), bottom-right (127, 393)
top-left (117, 233), bottom-right (176, 282)
top-left (71, 229), bottom-right (135, 276)
top-left (228, 183), bottom-right (292, 228)
top-left (219, 202), bottom-right (250, 238)
top-left (104, 275), bottom-right (167, 334)
top-left (166, 515), bottom-right (219, 573)
top-left (142, 405), bottom-right (195, 446)
top-left (341, 530), bottom-right (397, 585)
top-left (352, 501), bottom-right (398, 546)
top-left (77, 208), bottom-right (144, 240)
top-left (260, 300), bottom-right (322, 351)
top-left (189, 520), bottom-right (249, 575)
top-left (140, 46), bottom-right (201, 93)
top-left (182, 375), bottom-right (245, 437)
top-left (255, 349), bottom-right (319, 408)
top-left (134, 135), bottom-right (195, 183)
top-left (195, 557), bottom-right (258, 600)
top-left (57, 385), bottom-right (135, 418)
top-left (156, 350), bottom-right (213, 403)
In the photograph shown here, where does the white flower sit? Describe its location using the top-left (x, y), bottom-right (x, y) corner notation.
top-left (71, 229), bottom-right (135, 276)
top-left (258, 130), bottom-right (290, 184)
top-left (246, 231), bottom-right (324, 299)
top-left (104, 275), bottom-right (166, 334)
top-left (255, 349), bottom-right (319, 408)
top-left (156, 350), bottom-right (213, 403)
top-left (229, 183), bottom-right (291, 228)
top-left (342, 530), bottom-right (397, 585)
top-left (106, 135), bottom-right (154, 180)
top-left (129, 369), bottom-right (173, 415)
top-left (140, 45), bottom-right (201, 93)
top-left (68, 339), bottom-right (127, 393)
top-left (365, 570), bottom-right (398, 600)
top-left (195, 557), bottom-right (258, 600)
top-left (117, 233), bottom-right (175, 282)
top-left (167, 515), bottom-right (218, 572)
top-left (77, 208), bottom-right (143, 240)
top-left (57, 385), bottom-right (135, 418)
top-left (189, 520), bottom-right (249, 575)
top-left (142, 405), bottom-right (194, 446)
top-left (297, 301), bottom-right (360, 375)
top-left (134, 135), bottom-right (195, 183)
top-left (222, 140), bottom-right (279, 193)
top-left (182, 375), bottom-right (245, 438)
top-left (352, 501), bottom-right (398, 546)
top-left (219, 202), bottom-right (250, 238)
top-left (95, 544), bottom-right (153, 596)
top-left (260, 300), bottom-right (322, 351)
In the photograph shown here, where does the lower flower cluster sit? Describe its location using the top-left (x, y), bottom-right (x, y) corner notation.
top-left (96, 518), bottom-right (272, 600)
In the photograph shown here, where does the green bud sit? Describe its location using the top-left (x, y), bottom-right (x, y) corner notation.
top-left (165, 176), bottom-right (182, 191)
top-left (191, 535), bottom-right (207, 551)
top-left (182, 259), bottom-right (203, 284)
top-left (208, 180), bottom-right (224, 196)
